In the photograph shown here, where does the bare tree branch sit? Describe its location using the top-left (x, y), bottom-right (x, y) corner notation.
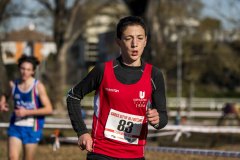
top-left (64, 0), bottom-right (110, 42)
top-left (0, 0), bottom-right (11, 112)
top-left (37, 0), bottom-right (53, 13)
top-left (3, 12), bottom-right (48, 19)
top-left (0, 0), bottom-right (11, 21)
top-left (211, 0), bottom-right (240, 28)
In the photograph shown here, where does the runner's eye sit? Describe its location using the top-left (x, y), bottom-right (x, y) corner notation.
top-left (124, 37), bottom-right (132, 41)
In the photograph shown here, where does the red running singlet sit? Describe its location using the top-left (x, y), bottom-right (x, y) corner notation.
top-left (91, 61), bottom-right (152, 158)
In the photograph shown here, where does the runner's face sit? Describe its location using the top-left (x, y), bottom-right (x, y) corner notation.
top-left (19, 62), bottom-right (34, 80)
top-left (117, 25), bottom-right (147, 66)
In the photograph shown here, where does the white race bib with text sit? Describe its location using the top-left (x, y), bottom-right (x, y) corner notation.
top-left (104, 109), bottom-right (144, 144)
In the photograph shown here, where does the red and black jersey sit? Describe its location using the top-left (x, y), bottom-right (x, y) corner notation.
top-left (91, 61), bottom-right (152, 158)
top-left (67, 56), bottom-right (168, 158)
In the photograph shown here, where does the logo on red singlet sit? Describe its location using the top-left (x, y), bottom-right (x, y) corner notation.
top-left (133, 91), bottom-right (147, 108)
top-left (105, 88), bottom-right (119, 93)
top-left (139, 91), bottom-right (145, 99)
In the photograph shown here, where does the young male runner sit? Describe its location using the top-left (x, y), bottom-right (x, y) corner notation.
top-left (67, 16), bottom-right (168, 160)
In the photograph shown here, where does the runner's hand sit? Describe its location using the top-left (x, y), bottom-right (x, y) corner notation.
top-left (15, 106), bottom-right (28, 117)
top-left (78, 133), bottom-right (93, 152)
top-left (0, 102), bottom-right (9, 112)
top-left (147, 108), bottom-right (159, 127)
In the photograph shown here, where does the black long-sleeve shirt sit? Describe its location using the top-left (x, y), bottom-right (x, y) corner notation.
top-left (67, 57), bottom-right (168, 137)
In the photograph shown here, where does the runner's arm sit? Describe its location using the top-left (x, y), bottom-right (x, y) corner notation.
top-left (67, 64), bottom-right (104, 137)
top-left (151, 67), bottom-right (168, 129)
top-left (0, 81), bottom-right (14, 112)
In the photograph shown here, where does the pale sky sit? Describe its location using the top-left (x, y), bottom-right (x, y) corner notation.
top-left (201, 0), bottom-right (239, 30)
top-left (1, 0), bottom-right (238, 34)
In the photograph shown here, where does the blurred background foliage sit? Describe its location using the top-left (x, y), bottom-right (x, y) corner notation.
top-left (0, 0), bottom-right (240, 113)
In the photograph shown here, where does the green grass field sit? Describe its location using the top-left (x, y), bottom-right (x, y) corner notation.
top-left (1, 140), bottom-right (238, 160)
top-left (0, 130), bottom-right (239, 160)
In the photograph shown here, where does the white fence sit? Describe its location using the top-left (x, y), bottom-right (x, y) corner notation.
top-left (79, 97), bottom-right (240, 121)
top-left (81, 97), bottom-right (240, 110)
top-left (167, 97), bottom-right (240, 110)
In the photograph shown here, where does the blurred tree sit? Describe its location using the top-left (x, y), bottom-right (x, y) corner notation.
top-left (144, 0), bottom-right (203, 96)
top-left (145, 0), bottom-right (203, 61)
top-left (200, 42), bottom-right (240, 92)
top-left (0, 0), bottom-right (12, 122)
top-left (123, 0), bottom-right (147, 17)
top-left (0, 0), bottom-right (11, 98)
top-left (37, 0), bottom-right (113, 112)
top-left (143, 0), bottom-right (240, 97)
top-left (195, 11), bottom-right (240, 96)
top-left (212, 0), bottom-right (240, 29)
top-left (199, 17), bottom-right (221, 31)
top-left (182, 17), bottom-right (222, 97)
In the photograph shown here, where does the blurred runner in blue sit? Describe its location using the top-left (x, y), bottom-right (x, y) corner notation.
top-left (0, 55), bottom-right (53, 160)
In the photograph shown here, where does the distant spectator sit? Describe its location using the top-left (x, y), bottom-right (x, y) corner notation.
top-left (217, 103), bottom-right (240, 126)
top-left (174, 108), bottom-right (181, 125)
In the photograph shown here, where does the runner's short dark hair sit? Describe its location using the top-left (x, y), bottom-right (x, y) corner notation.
top-left (18, 55), bottom-right (40, 71)
top-left (116, 16), bottom-right (147, 39)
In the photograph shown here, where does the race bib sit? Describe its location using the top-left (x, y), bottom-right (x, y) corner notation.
top-left (14, 117), bottom-right (34, 127)
top-left (104, 109), bottom-right (144, 144)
